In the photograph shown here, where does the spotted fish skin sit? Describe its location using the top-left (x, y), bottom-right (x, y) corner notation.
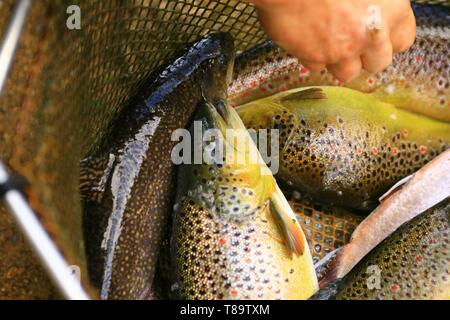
top-left (171, 99), bottom-right (318, 300)
top-left (237, 86), bottom-right (450, 211)
top-left (332, 199), bottom-right (450, 300)
top-left (80, 33), bottom-right (235, 300)
top-left (229, 4), bottom-right (450, 123)
top-left (289, 194), bottom-right (363, 264)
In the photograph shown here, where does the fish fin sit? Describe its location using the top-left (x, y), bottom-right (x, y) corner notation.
top-left (80, 154), bottom-right (116, 202)
top-left (378, 174), bottom-right (413, 202)
top-left (270, 185), bottom-right (306, 255)
top-left (281, 88), bottom-right (327, 102)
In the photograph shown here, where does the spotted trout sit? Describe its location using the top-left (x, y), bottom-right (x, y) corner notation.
top-left (229, 3), bottom-right (450, 123)
top-left (171, 98), bottom-right (318, 300)
top-left (79, 33), bottom-right (235, 299)
top-left (313, 198), bottom-right (450, 300)
top-left (237, 86), bottom-right (450, 210)
top-left (318, 149), bottom-right (450, 287)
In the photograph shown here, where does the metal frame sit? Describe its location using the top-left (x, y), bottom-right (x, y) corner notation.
top-left (0, 0), bottom-right (90, 300)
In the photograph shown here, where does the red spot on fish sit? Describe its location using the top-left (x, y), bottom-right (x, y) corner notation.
top-left (415, 55), bottom-right (423, 63)
top-left (367, 78), bottom-right (374, 85)
top-left (337, 80), bottom-right (344, 86)
top-left (415, 255), bottom-right (423, 263)
top-left (419, 146), bottom-right (427, 154)
top-left (231, 290), bottom-right (238, 297)
top-left (268, 84), bottom-right (275, 90)
top-left (371, 147), bottom-right (378, 155)
top-left (391, 283), bottom-right (399, 291)
top-left (356, 146), bottom-right (363, 154)
top-left (300, 66), bottom-right (309, 74)
top-left (391, 147), bottom-right (398, 156)
top-left (245, 258), bottom-right (252, 264)
top-left (261, 87), bottom-right (267, 93)
top-left (251, 81), bottom-right (258, 88)
top-left (402, 128), bottom-right (408, 138)
top-left (230, 104), bottom-right (236, 109)
top-left (280, 85), bottom-right (286, 91)
top-left (219, 239), bottom-right (227, 245)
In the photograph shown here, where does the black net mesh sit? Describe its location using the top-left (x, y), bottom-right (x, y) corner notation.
top-left (0, 0), bottom-right (448, 298)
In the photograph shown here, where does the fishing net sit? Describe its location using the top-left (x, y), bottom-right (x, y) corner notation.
top-left (0, 0), bottom-right (448, 298)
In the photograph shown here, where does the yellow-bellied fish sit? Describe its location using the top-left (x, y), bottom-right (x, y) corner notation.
top-left (171, 98), bottom-right (318, 300)
top-left (237, 86), bottom-right (450, 210)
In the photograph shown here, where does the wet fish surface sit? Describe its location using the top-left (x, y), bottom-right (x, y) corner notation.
top-left (313, 199), bottom-right (450, 300)
top-left (171, 98), bottom-right (318, 300)
top-left (80, 33), bottom-right (235, 299)
top-left (237, 87), bottom-right (450, 210)
top-left (319, 149), bottom-right (450, 285)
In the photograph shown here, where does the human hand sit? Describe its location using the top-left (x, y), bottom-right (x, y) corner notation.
top-left (250, 0), bottom-right (416, 82)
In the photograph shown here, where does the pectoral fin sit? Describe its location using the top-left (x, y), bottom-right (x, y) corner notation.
top-left (270, 185), bottom-right (306, 255)
top-left (80, 154), bottom-right (116, 202)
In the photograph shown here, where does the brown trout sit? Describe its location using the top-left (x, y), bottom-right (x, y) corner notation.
top-left (319, 149), bottom-right (450, 286)
top-left (171, 98), bottom-right (318, 300)
top-left (79, 33), bottom-right (235, 299)
top-left (229, 4), bottom-right (450, 123)
top-left (313, 198), bottom-right (450, 300)
top-left (237, 86), bottom-right (450, 210)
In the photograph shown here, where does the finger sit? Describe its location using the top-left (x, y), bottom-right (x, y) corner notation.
top-left (327, 57), bottom-right (363, 83)
top-left (391, 10), bottom-right (416, 52)
top-left (361, 28), bottom-right (393, 74)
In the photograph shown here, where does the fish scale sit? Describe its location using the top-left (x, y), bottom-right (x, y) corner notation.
top-left (172, 99), bottom-right (318, 300)
top-left (333, 199), bottom-right (450, 300)
top-left (80, 33), bottom-right (235, 299)
top-left (237, 86), bottom-right (450, 210)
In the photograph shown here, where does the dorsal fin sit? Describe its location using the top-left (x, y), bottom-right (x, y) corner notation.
top-left (281, 88), bottom-right (327, 102)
